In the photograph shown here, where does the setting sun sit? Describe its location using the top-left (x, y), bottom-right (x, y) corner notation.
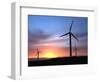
top-left (42, 51), bottom-right (58, 58)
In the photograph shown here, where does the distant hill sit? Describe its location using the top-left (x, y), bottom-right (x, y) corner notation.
top-left (28, 56), bottom-right (88, 66)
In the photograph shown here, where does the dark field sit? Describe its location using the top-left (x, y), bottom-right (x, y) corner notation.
top-left (28, 56), bottom-right (88, 66)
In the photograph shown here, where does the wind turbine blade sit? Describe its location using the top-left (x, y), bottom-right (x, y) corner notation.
top-left (59, 33), bottom-right (69, 37)
top-left (69, 21), bottom-right (74, 32)
top-left (71, 33), bottom-right (79, 41)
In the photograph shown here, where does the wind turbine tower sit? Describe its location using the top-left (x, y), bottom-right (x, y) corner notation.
top-left (60, 21), bottom-right (78, 57)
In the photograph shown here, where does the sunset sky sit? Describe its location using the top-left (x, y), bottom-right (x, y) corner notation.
top-left (28, 15), bottom-right (88, 60)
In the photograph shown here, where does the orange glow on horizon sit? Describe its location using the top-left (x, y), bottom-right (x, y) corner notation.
top-left (28, 46), bottom-right (69, 59)
top-left (28, 46), bottom-right (87, 59)
top-left (42, 51), bottom-right (58, 58)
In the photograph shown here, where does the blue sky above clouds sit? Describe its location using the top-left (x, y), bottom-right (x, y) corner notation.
top-left (28, 15), bottom-right (88, 49)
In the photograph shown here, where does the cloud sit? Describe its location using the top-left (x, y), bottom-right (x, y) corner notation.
top-left (76, 32), bottom-right (87, 38)
top-left (28, 29), bottom-right (51, 45)
top-left (39, 36), bottom-right (68, 44)
top-left (28, 28), bottom-right (87, 50)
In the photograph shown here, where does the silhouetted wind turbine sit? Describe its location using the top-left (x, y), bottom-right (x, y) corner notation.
top-left (60, 21), bottom-right (78, 57)
top-left (36, 48), bottom-right (41, 60)
top-left (74, 42), bottom-right (78, 56)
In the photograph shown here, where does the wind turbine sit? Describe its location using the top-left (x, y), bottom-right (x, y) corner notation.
top-left (74, 42), bottom-right (78, 56)
top-left (36, 48), bottom-right (41, 60)
top-left (60, 21), bottom-right (78, 57)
